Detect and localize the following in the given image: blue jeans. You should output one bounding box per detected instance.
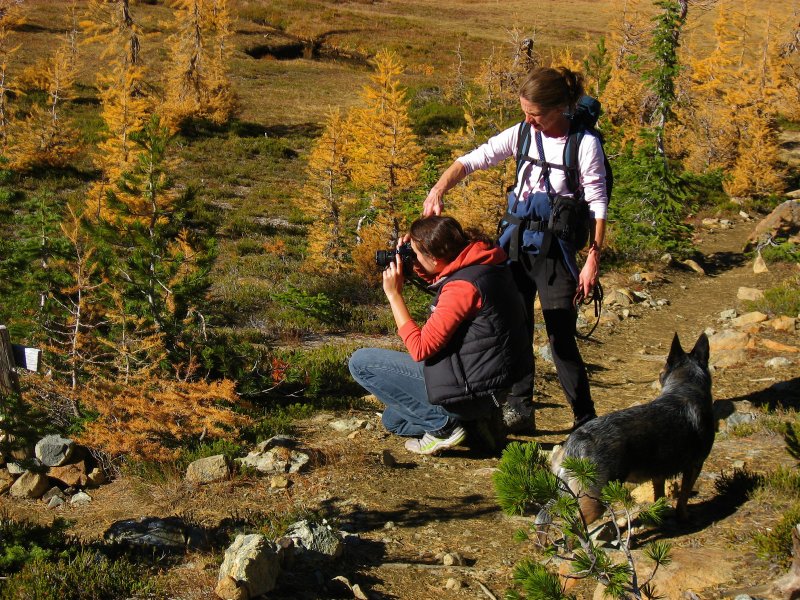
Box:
[348,348,458,436]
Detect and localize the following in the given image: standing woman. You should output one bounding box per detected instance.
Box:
[422,67,608,432]
[348,215,532,455]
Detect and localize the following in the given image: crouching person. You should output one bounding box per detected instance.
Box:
[348,215,533,455]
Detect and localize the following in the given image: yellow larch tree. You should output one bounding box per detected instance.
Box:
[77,378,250,462]
[600,0,651,142]
[303,107,355,272]
[672,0,745,173]
[346,49,424,265]
[11,28,80,170]
[722,10,787,198]
[81,0,151,219]
[45,204,107,391]
[161,0,238,130]
[0,0,23,153]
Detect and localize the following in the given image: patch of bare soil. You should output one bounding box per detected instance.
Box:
[1,216,798,600]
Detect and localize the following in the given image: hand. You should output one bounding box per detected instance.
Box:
[578,251,599,299]
[422,187,444,216]
[382,255,405,298]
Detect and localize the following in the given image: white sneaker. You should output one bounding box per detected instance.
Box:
[404,425,466,455]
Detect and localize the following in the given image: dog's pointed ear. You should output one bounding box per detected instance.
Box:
[666,332,684,367]
[690,332,710,367]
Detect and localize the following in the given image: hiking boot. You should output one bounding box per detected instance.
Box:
[462,406,505,452]
[502,396,536,434]
[404,425,466,455]
[572,413,597,432]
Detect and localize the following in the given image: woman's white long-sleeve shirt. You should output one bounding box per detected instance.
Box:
[456,124,608,221]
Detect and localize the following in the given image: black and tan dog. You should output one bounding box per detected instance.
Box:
[550,332,715,524]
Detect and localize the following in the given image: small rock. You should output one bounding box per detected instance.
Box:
[215,575,247,600]
[217,534,282,599]
[70,491,92,506]
[761,339,799,353]
[739,210,751,219]
[383,521,395,530]
[753,254,769,273]
[711,349,747,368]
[42,486,65,503]
[768,316,797,332]
[719,308,737,320]
[87,467,107,487]
[660,253,673,264]
[329,418,367,433]
[727,412,756,428]
[445,578,462,590]
[682,259,706,275]
[766,357,793,368]
[49,459,89,488]
[708,330,750,351]
[732,460,746,469]
[47,496,65,509]
[737,287,764,301]
[442,552,463,566]
[270,475,289,489]
[536,344,554,363]
[352,583,369,600]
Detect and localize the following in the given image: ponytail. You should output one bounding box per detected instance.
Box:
[519,66,585,111]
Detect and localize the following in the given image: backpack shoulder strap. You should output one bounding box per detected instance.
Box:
[513,121,532,191]
[562,127,584,196]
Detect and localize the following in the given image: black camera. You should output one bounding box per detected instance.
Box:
[375,242,416,276]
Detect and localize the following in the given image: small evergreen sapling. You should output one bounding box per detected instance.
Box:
[493,441,672,600]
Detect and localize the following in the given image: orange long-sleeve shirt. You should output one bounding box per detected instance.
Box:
[398,241,509,362]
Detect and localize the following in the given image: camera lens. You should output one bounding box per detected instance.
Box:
[375,249,396,268]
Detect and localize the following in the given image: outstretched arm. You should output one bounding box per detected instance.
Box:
[423,160,467,216]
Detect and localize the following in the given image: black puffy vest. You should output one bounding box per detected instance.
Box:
[424,264,532,406]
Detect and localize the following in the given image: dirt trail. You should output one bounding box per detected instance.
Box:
[291,217,800,600]
[1,217,798,599]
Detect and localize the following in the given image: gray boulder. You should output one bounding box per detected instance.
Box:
[216,534,283,600]
[9,471,49,499]
[185,454,230,483]
[104,516,199,550]
[35,435,75,467]
[283,519,343,559]
[237,448,309,475]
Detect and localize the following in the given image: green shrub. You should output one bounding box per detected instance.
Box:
[410,101,466,135]
[270,285,349,327]
[746,276,800,316]
[762,466,800,499]
[753,503,800,567]
[0,516,72,575]
[177,438,244,472]
[235,238,264,256]
[1,549,158,600]
[759,241,800,264]
[269,343,363,399]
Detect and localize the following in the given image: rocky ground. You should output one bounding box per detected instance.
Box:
[1,214,799,600]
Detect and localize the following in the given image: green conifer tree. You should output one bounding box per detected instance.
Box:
[90,116,216,379]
